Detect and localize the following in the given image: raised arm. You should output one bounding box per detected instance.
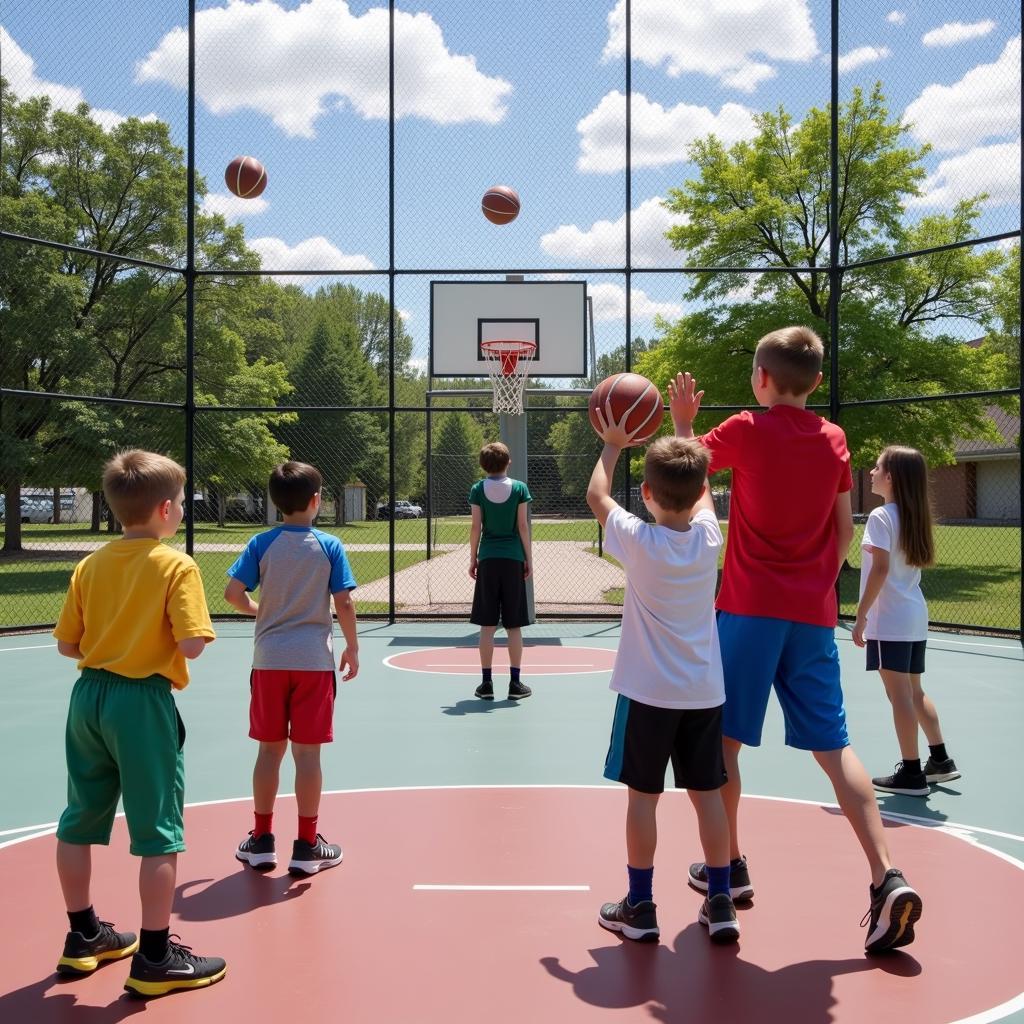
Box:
[586,443,621,528]
[691,479,715,519]
[668,371,704,440]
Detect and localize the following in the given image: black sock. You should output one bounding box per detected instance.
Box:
[903,758,922,773]
[482,668,492,684]
[929,743,948,762]
[510,666,521,683]
[140,928,170,963]
[68,906,100,937]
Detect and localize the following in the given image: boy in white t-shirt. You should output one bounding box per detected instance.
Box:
[586,407,737,945]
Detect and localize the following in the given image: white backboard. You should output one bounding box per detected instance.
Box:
[430,281,587,378]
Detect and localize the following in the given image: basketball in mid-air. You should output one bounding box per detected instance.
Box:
[225,155,267,199]
[481,185,520,224]
[588,373,665,446]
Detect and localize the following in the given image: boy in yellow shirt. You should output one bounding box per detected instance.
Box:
[52,450,226,997]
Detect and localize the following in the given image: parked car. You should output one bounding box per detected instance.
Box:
[0,497,54,523]
[376,499,423,520]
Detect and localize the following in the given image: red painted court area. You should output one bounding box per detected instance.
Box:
[384,644,617,675]
[1,787,1022,1023]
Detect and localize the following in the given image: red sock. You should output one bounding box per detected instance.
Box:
[254,812,273,838]
[298,815,318,845]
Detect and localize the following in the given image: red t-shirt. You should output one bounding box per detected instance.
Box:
[701,405,853,628]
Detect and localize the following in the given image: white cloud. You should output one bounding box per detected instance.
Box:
[540,196,685,265]
[905,36,1021,150]
[201,191,269,220]
[604,0,817,92]
[908,139,1021,209]
[922,20,996,48]
[0,27,152,129]
[837,46,891,74]
[249,236,376,281]
[589,282,684,324]
[136,0,511,138]
[886,11,907,26]
[397,308,413,323]
[577,91,756,174]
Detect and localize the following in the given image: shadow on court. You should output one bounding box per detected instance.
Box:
[441,698,523,716]
[541,925,921,1023]
[174,869,311,921]
[0,972,147,1022]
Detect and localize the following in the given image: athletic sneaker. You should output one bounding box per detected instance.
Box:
[597,896,660,942]
[474,680,494,700]
[923,756,961,784]
[508,679,532,700]
[235,830,277,870]
[288,834,343,876]
[872,762,929,797]
[124,937,226,997]
[862,868,922,953]
[698,892,740,944]
[688,856,754,901]
[56,921,138,976]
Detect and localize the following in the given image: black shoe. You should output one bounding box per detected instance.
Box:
[689,856,754,901]
[698,892,740,944]
[124,937,226,997]
[872,761,929,797]
[924,756,961,784]
[508,679,532,700]
[598,896,659,942]
[236,830,277,870]
[56,921,138,976]
[474,680,494,700]
[862,868,922,953]
[288,833,343,876]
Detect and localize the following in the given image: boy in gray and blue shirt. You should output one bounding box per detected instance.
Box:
[224,461,358,876]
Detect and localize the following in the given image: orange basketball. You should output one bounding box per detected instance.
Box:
[482,185,520,225]
[225,155,267,198]
[588,373,665,446]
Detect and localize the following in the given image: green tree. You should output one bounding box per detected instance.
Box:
[638,86,1010,467]
[432,412,483,515]
[986,243,1021,384]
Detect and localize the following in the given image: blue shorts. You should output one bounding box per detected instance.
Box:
[717,612,849,751]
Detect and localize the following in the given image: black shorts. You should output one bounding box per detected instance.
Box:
[470,558,530,628]
[603,696,727,794]
[866,639,927,674]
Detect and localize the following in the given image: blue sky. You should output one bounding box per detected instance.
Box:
[2,0,1020,372]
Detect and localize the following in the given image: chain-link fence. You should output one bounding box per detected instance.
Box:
[2,1,1020,634]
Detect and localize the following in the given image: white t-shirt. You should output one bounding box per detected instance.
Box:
[859,503,929,641]
[603,505,725,710]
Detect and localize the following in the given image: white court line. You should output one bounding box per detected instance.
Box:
[0,643,56,653]
[0,821,59,837]
[414,884,589,892]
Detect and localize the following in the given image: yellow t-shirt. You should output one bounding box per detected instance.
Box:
[53,539,215,689]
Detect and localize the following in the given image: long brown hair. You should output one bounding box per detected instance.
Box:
[880,446,935,567]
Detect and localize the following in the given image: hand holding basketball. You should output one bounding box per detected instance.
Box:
[588,372,665,448]
[667,372,703,433]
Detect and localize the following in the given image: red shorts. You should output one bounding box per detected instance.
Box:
[249,669,336,744]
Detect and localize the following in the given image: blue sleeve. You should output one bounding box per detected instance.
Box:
[227,532,277,590]
[314,531,357,592]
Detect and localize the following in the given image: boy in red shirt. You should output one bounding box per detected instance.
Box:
[671,327,923,953]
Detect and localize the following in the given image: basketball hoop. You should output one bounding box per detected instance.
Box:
[481,339,536,415]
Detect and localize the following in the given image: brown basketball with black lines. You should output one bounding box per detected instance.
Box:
[225,155,267,199]
[588,373,665,446]
[481,185,520,225]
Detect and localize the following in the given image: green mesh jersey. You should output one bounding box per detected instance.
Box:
[468,476,532,562]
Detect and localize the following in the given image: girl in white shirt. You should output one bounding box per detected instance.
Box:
[853,446,960,797]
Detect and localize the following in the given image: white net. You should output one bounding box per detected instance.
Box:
[481,341,535,415]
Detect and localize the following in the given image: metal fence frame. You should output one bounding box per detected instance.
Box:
[1,0,1021,635]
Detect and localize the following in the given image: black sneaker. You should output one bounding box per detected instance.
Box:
[124,937,226,997]
[288,834,343,876]
[688,856,754,901]
[698,892,740,944]
[508,679,532,700]
[597,896,659,942]
[236,830,277,870]
[474,680,494,700]
[862,868,923,953]
[56,921,138,976]
[923,756,961,784]
[872,762,929,797]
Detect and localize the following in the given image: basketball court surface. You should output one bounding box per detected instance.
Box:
[2,622,1022,1023]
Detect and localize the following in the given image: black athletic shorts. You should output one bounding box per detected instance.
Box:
[470,558,530,628]
[866,639,927,674]
[603,696,727,794]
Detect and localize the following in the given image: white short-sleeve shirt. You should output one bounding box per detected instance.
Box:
[603,505,725,710]
[859,503,928,642]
